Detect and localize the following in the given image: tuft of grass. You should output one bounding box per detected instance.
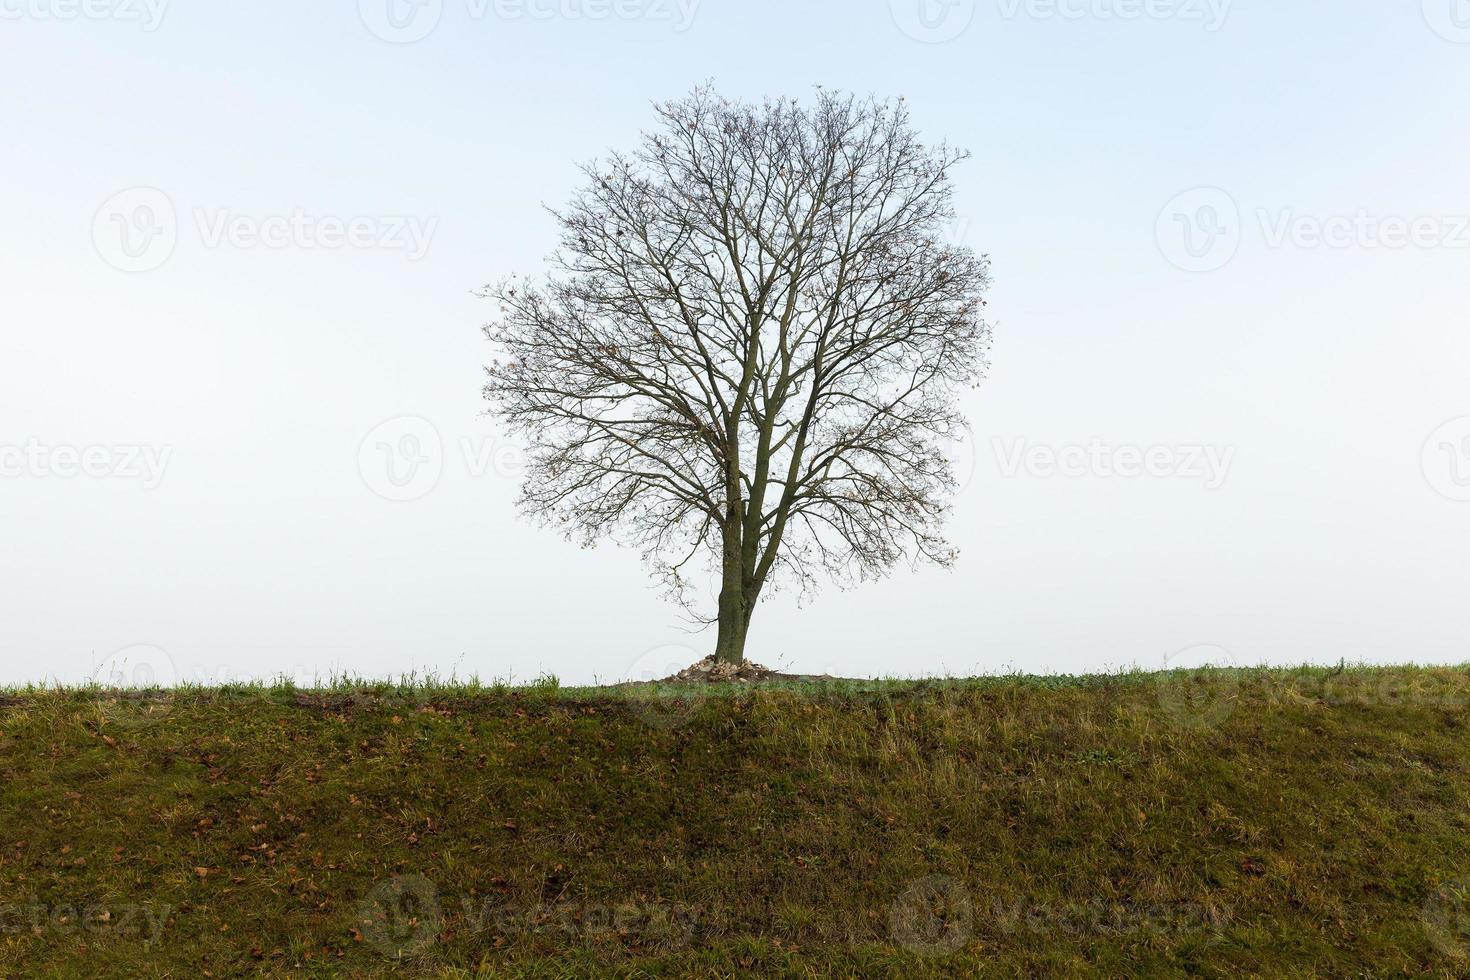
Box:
[1,664,1469,976]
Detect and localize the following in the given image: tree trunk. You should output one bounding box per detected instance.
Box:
[713,607,748,666]
[713,548,749,666]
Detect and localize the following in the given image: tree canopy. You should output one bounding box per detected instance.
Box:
[483,87,992,663]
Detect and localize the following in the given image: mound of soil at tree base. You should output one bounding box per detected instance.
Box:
[650,655,852,685]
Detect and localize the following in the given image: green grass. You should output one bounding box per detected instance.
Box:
[4,665,1470,976]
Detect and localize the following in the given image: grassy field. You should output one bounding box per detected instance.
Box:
[3,665,1470,977]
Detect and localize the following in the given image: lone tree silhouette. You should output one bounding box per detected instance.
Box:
[483,87,992,666]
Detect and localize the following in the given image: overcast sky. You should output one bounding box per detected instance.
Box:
[2,0,1466,687]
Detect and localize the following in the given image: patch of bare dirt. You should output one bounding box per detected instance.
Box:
[644,655,852,686]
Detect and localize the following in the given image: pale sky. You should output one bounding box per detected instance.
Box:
[2,0,1467,687]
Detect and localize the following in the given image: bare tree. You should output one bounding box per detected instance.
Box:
[483,86,992,666]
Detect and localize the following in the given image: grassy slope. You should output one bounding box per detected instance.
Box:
[2,667,1470,977]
